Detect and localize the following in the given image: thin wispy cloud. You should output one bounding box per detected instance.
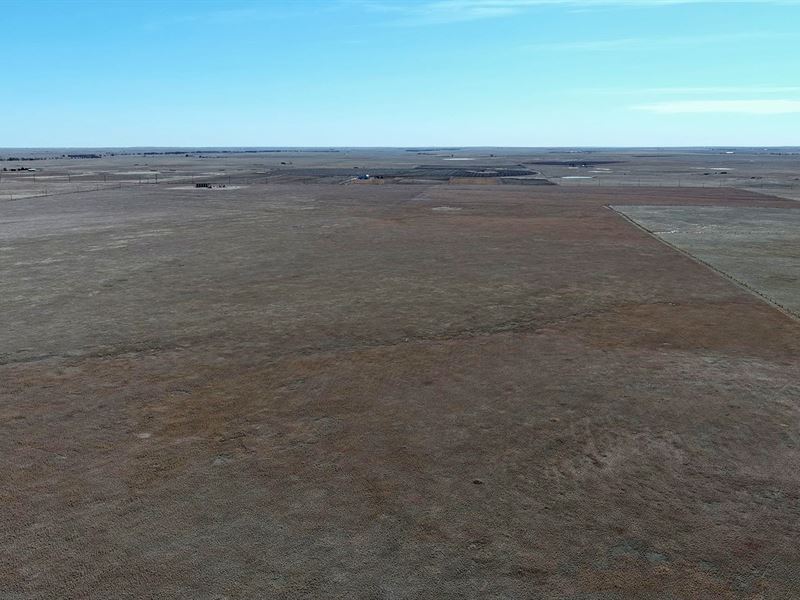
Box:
[362,0,800,25]
[635,85,800,95]
[633,99,800,113]
[571,85,800,97]
[524,30,779,51]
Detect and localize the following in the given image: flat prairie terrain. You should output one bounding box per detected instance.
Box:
[2,167,800,598]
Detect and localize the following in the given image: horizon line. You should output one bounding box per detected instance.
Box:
[3,145,800,150]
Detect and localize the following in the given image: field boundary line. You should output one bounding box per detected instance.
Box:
[606,204,799,323]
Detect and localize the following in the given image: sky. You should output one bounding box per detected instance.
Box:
[2,0,800,147]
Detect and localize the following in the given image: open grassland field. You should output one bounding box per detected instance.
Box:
[2,151,799,599]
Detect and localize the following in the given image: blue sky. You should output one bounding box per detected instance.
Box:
[2,0,799,147]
